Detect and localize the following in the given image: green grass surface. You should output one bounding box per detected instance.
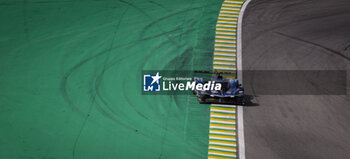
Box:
[0,0,222,158]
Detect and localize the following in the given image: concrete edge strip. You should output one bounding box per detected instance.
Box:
[236,0,251,159]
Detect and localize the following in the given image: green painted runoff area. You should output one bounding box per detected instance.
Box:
[0,0,222,158]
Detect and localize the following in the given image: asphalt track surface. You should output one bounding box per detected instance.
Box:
[242,0,350,159]
[0,1,223,159]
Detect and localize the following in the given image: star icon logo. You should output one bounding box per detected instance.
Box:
[150,72,162,85]
[143,72,162,92]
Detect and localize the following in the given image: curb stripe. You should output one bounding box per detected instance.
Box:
[210,130,237,136]
[208,0,247,158]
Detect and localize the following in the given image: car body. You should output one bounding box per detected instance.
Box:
[193,74,245,105]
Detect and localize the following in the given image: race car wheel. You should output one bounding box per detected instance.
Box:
[239,96,246,106]
[198,95,208,104]
[241,97,246,106]
[234,97,245,106]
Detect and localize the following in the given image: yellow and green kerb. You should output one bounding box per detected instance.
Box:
[208,0,246,159]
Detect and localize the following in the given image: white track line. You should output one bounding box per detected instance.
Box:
[212,104,236,107]
[211,109,235,113]
[213,62,236,66]
[210,130,237,136]
[209,141,236,147]
[209,136,236,141]
[215,39,236,43]
[237,0,252,159]
[208,152,236,158]
[209,126,236,130]
[213,67,236,70]
[209,146,237,152]
[211,120,236,124]
[210,114,236,119]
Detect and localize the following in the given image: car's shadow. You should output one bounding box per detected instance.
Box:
[241,95,259,107]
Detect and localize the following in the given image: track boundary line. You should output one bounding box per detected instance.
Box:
[236,0,251,159]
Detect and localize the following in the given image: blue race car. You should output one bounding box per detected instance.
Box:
[193,72,245,105]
